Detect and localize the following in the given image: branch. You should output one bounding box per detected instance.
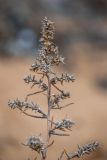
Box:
[60,141,99,160]
[8,99,47,118]
[52,84,63,93]
[50,131,70,136]
[51,73,75,85]
[49,119,74,136]
[25,90,46,101]
[19,108,47,119]
[24,74,48,90]
[44,140,54,149]
[58,150,65,160]
[50,92,70,109]
[52,102,74,110]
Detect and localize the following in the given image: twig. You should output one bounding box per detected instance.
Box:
[52,102,74,110]
[58,150,65,160]
[19,108,47,119]
[25,90,45,101]
[44,140,54,149]
[50,131,70,136]
[52,84,63,93]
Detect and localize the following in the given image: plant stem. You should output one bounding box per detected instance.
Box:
[47,74,51,142]
[42,74,51,160]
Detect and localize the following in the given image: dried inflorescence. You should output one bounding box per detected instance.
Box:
[30,17,65,75]
[55,119,75,130]
[25,135,45,153]
[76,141,99,157]
[50,92,70,108]
[8,99,47,118]
[8,17,99,160]
[49,119,75,136]
[24,74,48,90]
[49,119,75,137]
[51,73,75,85]
[64,141,99,160]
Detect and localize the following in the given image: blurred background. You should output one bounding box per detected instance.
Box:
[0,0,107,160]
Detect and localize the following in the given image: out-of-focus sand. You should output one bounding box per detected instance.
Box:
[0,55,107,160]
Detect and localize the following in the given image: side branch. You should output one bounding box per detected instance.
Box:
[58,141,99,160]
[25,90,46,101]
[8,99,47,118]
[52,102,74,110]
[50,131,70,136]
[52,84,63,93]
[19,108,47,119]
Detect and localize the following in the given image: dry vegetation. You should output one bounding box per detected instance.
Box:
[2,17,107,160]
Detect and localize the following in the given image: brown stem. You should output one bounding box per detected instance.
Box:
[52,84,63,93]
[42,74,51,160]
[25,90,45,101]
[52,102,74,110]
[47,74,51,142]
[65,152,78,160]
[19,108,47,119]
[50,132,70,136]
[44,140,54,149]
[58,149,78,160]
[58,150,65,160]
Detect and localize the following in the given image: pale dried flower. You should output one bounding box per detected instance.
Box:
[24,75,48,90]
[76,141,99,157]
[55,119,75,130]
[66,141,99,160]
[25,135,44,153]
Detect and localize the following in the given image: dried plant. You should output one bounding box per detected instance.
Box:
[8,17,99,160]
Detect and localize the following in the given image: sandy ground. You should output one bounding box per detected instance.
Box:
[0,55,107,160]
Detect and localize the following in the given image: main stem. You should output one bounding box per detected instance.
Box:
[47,74,51,142]
[42,74,51,160]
